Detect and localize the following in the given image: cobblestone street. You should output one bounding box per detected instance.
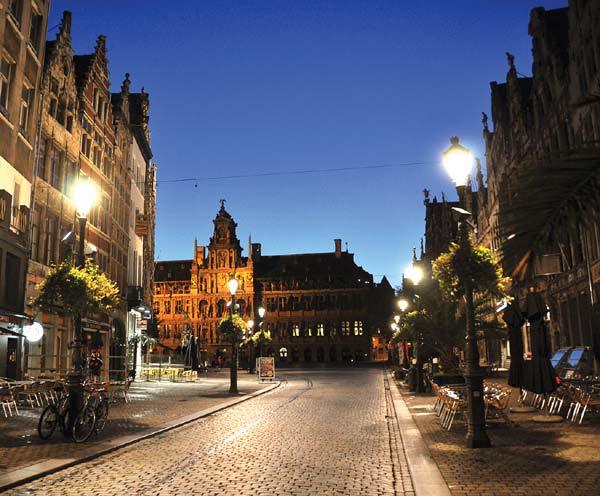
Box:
[4,368,413,496]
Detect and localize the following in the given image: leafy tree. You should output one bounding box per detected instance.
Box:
[218,314,249,394]
[393,281,464,373]
[499,152,600,279]
[432,238,508,302]
[31,258,119,316]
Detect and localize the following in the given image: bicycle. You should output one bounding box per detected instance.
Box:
[38,386,70,440]
[72,384,109,443]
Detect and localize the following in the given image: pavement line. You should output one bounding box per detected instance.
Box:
[0,381,280,492]
[386,372,452,496]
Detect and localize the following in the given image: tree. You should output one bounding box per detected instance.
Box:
[31,258,119,317]
[217,314,249,394]
[393,281,464,374]
[499,152,600,279]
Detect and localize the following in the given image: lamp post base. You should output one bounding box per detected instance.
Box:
[466,433,492,449]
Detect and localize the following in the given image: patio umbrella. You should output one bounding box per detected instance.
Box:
[522,292,557,395]
[502,301,525,388]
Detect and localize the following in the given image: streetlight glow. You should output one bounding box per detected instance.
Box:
[393,315,400,324]
[228,276,238,296]
[405,263,423,285]
[397,298,409,312]
[73,179,97,217]
[258,306,266,318]
[443,136,473,186]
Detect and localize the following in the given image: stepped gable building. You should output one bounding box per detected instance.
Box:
[154,203,393,365]
[0,0,49,379]
[480,1,600,355]
[15,10,157,381]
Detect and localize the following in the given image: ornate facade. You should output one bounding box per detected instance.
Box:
[0,0,49,379]
[154,204,393,365]
[480,1,600,357]
[17,11,156,381]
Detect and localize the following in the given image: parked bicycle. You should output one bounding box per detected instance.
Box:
[37,386,70,440]
[72,384,110,443]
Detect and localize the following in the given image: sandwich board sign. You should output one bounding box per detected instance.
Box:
[257,356,275,381]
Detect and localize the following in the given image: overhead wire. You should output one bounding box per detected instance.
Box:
[155,160,435,186]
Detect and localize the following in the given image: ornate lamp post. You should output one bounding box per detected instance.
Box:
[443,136,491,449]
[67,179,97,431]
[257,306,266,358]
[228,275,239,393]
[246,319,254,372]
[406,254,426,393]
[396,298,409,365]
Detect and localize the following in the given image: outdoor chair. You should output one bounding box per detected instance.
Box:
[17,381,43,408]
[0,386,19,417]
[483,382,512,426]
[110,379,133,403]
[437,384,467,431]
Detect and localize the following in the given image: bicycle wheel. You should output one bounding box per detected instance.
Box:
[58,396,71,436]
[38,405,59,440]
[72,406,96,443]
[94,399,109,434]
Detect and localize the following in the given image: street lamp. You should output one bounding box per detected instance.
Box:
[66,179,97,434]
[257,306,266,358]
[405,248,423,286]
[405,257,426,393]
[398,298,409,312]
[228,275,239,393]
[443,136,491,449]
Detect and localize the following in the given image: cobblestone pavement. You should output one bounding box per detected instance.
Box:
[0,369,266,475]
[5,368,413,496]
[396,376,600,496]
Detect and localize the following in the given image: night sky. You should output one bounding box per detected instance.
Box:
[48,0,567,288]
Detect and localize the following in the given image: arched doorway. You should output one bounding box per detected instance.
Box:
[316,347,325,362]
[342,347,352,362]
[291,347,300,363]
[329,346,337,362]
[304,347,313,362]
[279,347,288,363]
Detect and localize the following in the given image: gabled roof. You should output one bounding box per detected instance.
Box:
[73,54,93,93]
[255,252,373,287]
[155,260,192,282]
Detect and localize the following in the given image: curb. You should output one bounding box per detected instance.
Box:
[386,373,452,496]
[0,381,280,492]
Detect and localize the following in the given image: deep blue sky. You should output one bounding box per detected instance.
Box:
[49,0,567,288]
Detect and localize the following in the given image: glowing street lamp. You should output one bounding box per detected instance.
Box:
[397,298,409,312]
[443,136,473,186]
[442,136,490,449]
[66,179,97,434]
[257,306,266,358]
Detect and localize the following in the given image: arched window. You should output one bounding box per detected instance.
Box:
[216,299,226,317]
[199,300,208,317]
